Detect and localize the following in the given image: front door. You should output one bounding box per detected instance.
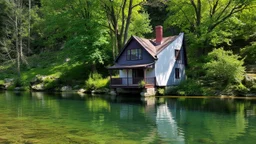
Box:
[132,69,144,84]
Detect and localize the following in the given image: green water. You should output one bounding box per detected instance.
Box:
[0,92,256,144]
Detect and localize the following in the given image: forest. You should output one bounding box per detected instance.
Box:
[0,0,256,96]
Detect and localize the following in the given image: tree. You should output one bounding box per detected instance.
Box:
[204,48,245,87]
[40,0,110,71]
[165,0,256,57]
[0,0,39,76]
[101,0,152,58]
[241,42,256,64]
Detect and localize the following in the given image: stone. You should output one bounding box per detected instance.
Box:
[140,88,156,97]
[110,90,117,96]
[92,88,110,94]
[4,78,14,84]
[61,86,72,92]
[78,88,86,93]
[77,92,86,97]
[31,84,45,91]
[243,74,256,87]
[14,87,24,91]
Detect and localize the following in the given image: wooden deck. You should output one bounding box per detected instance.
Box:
[110,77,156,88]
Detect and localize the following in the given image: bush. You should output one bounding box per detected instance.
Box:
[233,83,249,95]
[175,79,206,96]
[0,80,4,85]
[44,78,58,90]
[204,48,245,87]
[14,78,24,87]
[138,80,146,88]
[157,88,165,95]
[85,73,109,90]
[251,84,256,92]
[165,79,206,96]
[241,43,256,64]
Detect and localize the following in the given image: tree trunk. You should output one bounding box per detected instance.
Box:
[15,13,20,77]
[123,0,133,45]
[28,0,31,55]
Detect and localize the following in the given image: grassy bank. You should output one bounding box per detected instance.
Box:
[0,47,109,91]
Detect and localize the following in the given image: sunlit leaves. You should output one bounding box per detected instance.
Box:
[205,48,245,86]
[40,0,109,65]
[241,42,256,64]
[165,0,256,56]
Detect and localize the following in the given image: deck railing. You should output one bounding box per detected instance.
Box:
[110,77,156,88]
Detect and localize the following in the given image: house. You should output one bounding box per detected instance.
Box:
[108,26,187,96]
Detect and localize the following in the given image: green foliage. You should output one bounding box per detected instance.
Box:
[157,88,165,96]
[232,83,249,95]
[43,77,58,90]
[40,0,110,65]
[173,79,206,96]
[251,84,256,92]
[13,78,23,87]
[129,12,152,37]
[0,80,4,85]
[204,48,245,87]
[85,73,109,90]
[138,80,146,88]
[165,0,256,58]
[241,43,256,64]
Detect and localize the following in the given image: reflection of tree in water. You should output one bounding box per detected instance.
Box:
[165,98,256,144]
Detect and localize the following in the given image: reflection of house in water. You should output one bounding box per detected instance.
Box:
[120,105,134,120]
[142,98,185,143]
[156,104,185,144]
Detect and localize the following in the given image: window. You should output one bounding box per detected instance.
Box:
[127,48,142,60]
[175,68,180,79]
[175,49,181,60]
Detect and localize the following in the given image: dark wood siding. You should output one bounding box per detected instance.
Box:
[117,40,155,65]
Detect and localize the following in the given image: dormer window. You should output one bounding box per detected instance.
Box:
[175,49,180,60]
[127,48,142,60]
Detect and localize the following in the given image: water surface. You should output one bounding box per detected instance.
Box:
[0,92,256,144]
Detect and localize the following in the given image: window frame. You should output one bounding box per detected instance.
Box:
[175,49,181,60]
[126,48,142,61]
[175,68,180,79]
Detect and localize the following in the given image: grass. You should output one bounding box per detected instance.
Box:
[0,80,4,85]
[0,47,96,89]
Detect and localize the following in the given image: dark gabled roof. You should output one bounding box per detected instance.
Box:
[115,33,181,62]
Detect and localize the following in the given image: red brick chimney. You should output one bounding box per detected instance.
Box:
[155,25,163,44]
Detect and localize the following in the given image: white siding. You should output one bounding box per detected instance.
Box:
[155,33,185,86]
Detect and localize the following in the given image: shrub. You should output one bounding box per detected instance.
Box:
[233,83,249,95]
[44,80,58,90]
[157,88,165,95]
[138,80,146,88]
[14,78,24,87]
[251,84,256,92]
[0,80,4,85]
[241,43,256,64]
[85,73,109,90]
[204,48,245,87]
[175,79,206,96]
